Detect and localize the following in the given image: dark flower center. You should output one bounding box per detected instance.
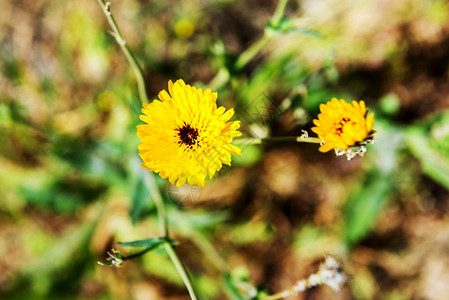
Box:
[176,123,199,146]
[335,117,352,135]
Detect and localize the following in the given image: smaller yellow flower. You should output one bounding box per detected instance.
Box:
[311,98,376,154]
[174,18,195,39]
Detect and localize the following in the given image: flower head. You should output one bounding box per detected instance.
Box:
[311,98,376,158]
[137,79,242,187]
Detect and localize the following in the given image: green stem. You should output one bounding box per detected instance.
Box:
[143,154,201,300]
[259,292,288,300]
[208,0,290,88]
[97,2,199,298]
[208,68,230,91]
[144,168,200,300]
[188,230,229,273]
[234,0,290,72]
[164,243,199,300]
[235,136,322,145]
[144,172,168,238]
[270,0,289,27]
[96,0,148,104]
[234,34,272,72]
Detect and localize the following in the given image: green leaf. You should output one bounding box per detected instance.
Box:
[169,208,228,232]
[117,237,169,248]
[20,213,100,296]
[344,170,392,246]
[222,274,251,300]
[20,174,107,214]
[343,120,401,246]
[266,17,323,38]
[129,174,151,223]
[294,28,324,39]
[405,127,449,189]
[128,156,153,224]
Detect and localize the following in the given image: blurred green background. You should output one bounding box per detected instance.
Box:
[1,0,449,299]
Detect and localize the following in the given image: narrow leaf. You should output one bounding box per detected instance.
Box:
[406,127,449,190]
[117,237,168,248]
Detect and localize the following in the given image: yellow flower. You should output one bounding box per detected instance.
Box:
[311,98,376,153]
[137,79,242,187]
[174,18,195,39]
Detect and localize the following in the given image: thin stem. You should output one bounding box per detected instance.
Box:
[143,166,200,300]
[208,0,290,87]
[235,136,322,145]
[164,243,199,300]
[97,2,200,298]
[96,0,148,104]
[259,292,289,300]
[188,230,229,273]
[234,0,290,72]
[208,68,230,91]
[144,172,168,237]
[144,173,200,300]
[234,34,271,72]
[259,293,282,300]
[270,0,290,27]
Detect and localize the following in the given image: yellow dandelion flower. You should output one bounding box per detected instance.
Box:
[137,79,242,188]
[311,98,376,155]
